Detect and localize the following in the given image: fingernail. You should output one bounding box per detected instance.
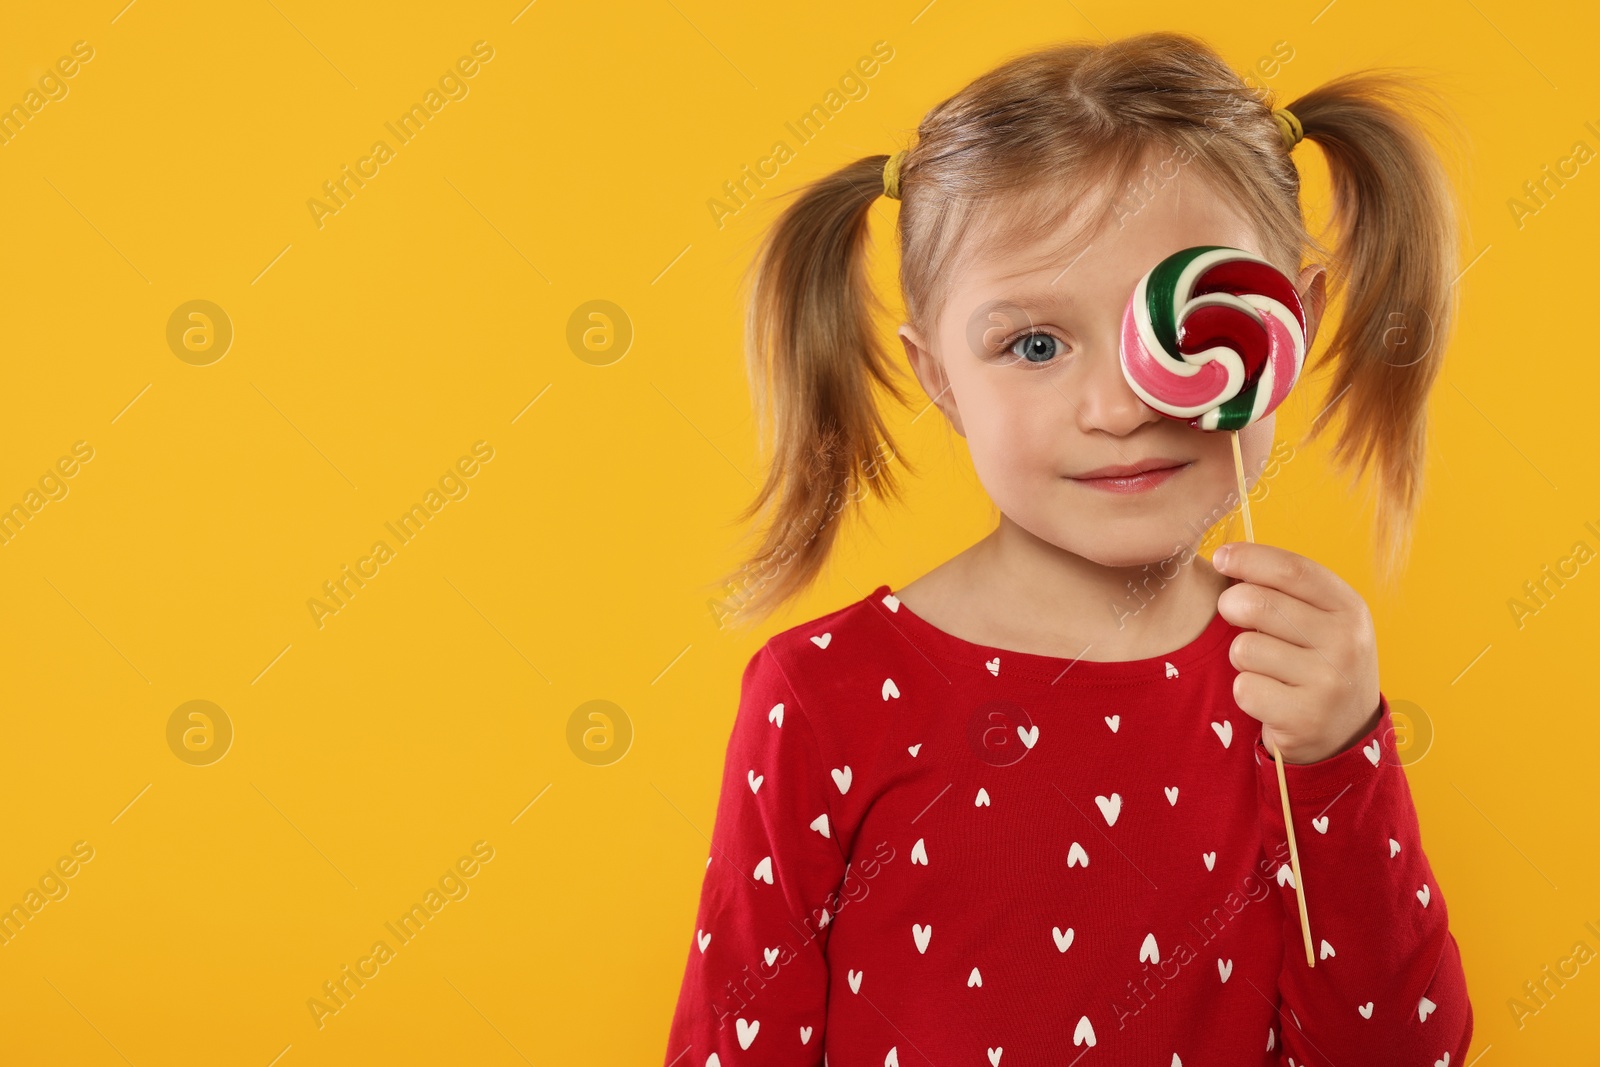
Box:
[1215,545,1231,570]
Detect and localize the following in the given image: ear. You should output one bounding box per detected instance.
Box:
[1297,264,1328,351]
[897,324,966,438]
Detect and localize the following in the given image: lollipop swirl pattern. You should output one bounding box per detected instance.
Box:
[1120,245,1308,432]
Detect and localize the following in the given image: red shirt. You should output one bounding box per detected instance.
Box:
[665,584,1473,1066]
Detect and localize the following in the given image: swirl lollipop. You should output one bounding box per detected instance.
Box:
[1120,244,1307,431]
[1120,244,1319,968]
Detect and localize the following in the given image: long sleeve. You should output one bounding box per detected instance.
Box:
[663,644,848,1067]
[1256,692,1474,1066]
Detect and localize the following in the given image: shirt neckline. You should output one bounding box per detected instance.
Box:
[866,582,1240,686]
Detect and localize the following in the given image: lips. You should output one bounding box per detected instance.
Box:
[1067,458,1189,495]
[1072,458,1187,480]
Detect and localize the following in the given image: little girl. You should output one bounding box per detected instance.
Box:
[666,31,1472,1066]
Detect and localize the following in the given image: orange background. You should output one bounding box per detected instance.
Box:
[0,0,1595,1063]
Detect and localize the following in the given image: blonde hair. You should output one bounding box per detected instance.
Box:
[715,30,1462,626]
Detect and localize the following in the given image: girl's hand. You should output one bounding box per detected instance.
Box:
[1211,541,1383,765]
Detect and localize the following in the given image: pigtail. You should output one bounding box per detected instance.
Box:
[714,156,916,627]
[1282,72,1463,584]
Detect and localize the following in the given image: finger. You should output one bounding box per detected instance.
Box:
[1231,668,1307,730]
[1216,580,1331,651]
[1228,630,1323,690]
[1214,541,1351,613]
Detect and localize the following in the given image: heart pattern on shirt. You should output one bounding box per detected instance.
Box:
[683,589,1458,1063]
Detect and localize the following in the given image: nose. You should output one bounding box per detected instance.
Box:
[1072,333,1165,437]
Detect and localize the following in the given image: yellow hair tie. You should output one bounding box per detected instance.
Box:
[882,148,908,200]
[1272,106,1304,151]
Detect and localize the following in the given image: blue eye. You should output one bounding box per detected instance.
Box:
[1006,332,1062,364]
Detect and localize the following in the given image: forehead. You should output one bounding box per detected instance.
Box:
[947,145,1266,319]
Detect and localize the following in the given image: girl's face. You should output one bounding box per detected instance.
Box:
[898,150,1325,570]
